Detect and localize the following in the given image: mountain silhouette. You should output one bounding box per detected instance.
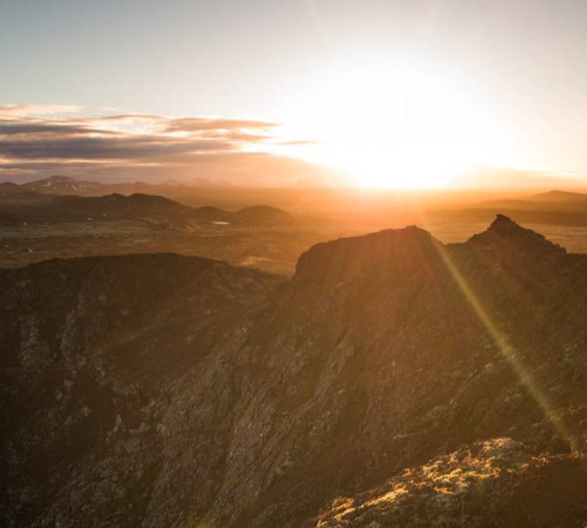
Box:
[0,191,290,225]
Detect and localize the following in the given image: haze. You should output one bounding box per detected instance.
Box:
[1,0,587,188]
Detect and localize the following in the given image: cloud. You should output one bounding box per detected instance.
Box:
[0,121,113,136]
[0,135,235,160]
[164,117,278,133]
[0,109,338,186]
[0,104,83,118]
[277,139,324,146]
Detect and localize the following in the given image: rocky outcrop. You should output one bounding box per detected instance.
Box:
[466,213,567,255]
[313,438,587,528]
[1,218,586,527]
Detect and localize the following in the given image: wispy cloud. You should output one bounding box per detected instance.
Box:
[0,107,337,186]
[164,117,277,133]
[0,104,83,118]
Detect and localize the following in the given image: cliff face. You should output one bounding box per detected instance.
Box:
[0,254,283,527]
[1,218,586,528]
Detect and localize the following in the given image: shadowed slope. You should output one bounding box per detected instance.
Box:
[1,218,586,528]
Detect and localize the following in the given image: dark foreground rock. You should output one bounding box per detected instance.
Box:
[1,217,586,527]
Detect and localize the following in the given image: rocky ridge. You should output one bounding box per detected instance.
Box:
[1,216,586,527]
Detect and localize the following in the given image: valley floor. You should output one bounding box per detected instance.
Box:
[4,217,587,275]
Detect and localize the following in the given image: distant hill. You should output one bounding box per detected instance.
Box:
[0,182,21,194]
[0,192,196,221]
[440,189,587,221]
[0,190,50,203]
[188,205,228,220]
[0,190,290,225]
[429,207,587,227]
[232,205,291,224]
[529,189,587,203]
[52,193,199,219]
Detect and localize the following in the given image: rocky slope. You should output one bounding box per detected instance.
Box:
[1,216,586,527]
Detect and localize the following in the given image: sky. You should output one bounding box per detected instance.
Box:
[1,0,586,188]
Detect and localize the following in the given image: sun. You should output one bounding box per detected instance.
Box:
[330,143,458,190]
[280,55,488,189]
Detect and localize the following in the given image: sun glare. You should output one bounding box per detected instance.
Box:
[281,56,490,189]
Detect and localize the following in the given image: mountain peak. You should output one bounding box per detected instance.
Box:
[295,226,441,285]
[489,213,523,232]
[467,214,566,255]
[46,175,77,182]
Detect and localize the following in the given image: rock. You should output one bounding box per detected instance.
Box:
[1,223,586,528]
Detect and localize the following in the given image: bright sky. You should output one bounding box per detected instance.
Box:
[1,0,586,188]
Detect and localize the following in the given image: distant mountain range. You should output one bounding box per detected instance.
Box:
[429,189,587,226]
[0,188,292,225]
[0,175,235,197]
[530,189,587,203]
[471,189,587,211]
[6,176,587,230]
